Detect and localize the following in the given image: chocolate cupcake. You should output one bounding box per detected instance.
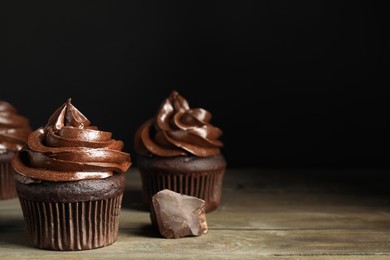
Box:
[0,100,32,200]
[12,98,131,250]
[134,90,226,213]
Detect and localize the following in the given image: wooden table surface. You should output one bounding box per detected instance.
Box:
[1,168,390,259]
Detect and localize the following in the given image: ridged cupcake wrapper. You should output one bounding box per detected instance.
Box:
[141,170,224,213]
[19,194,123,251]
[0,161,17,200]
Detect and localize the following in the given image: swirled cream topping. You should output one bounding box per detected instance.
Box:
[134,91,223,157]
[12,98,131,182]
[0,100,32,153]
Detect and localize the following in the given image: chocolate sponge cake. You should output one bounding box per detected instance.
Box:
[137,154,226,213]
[15,170,125,203]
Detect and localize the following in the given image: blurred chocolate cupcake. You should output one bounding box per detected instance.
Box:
[12,98,131,250]
[134,91,226,213]
[0,100,32,200]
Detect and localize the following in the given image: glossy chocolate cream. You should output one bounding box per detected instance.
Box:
[12,99,131,183]
[0,100,32,153]
[134,90,224,157]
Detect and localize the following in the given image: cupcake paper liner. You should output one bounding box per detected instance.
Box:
[140,170,224,213]
[18,194,123,250]
[0,161,17,200]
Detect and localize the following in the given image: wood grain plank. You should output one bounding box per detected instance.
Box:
[1,229,390,259]
[1,168,390,259]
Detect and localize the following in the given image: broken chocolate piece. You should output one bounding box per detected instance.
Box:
[150,189,208,239]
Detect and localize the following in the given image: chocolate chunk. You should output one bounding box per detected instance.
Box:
[150,189,208,239]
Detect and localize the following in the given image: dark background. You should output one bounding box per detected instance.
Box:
[1,1,389,168]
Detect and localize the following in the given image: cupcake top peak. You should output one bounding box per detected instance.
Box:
[46,98,91,130]
[163,90,189,112]
[0,100,17,113]
[134,90,223,157]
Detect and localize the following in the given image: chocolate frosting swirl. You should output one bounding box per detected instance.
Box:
[12,99,131,182]
[134,91,223,157]
[0,100,32,153]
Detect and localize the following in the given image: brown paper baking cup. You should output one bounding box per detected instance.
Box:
[18,194,123,250]
[140,170,224,213]
[0,161,17,200]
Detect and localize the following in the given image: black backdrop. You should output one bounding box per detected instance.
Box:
[1,1,389,168]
